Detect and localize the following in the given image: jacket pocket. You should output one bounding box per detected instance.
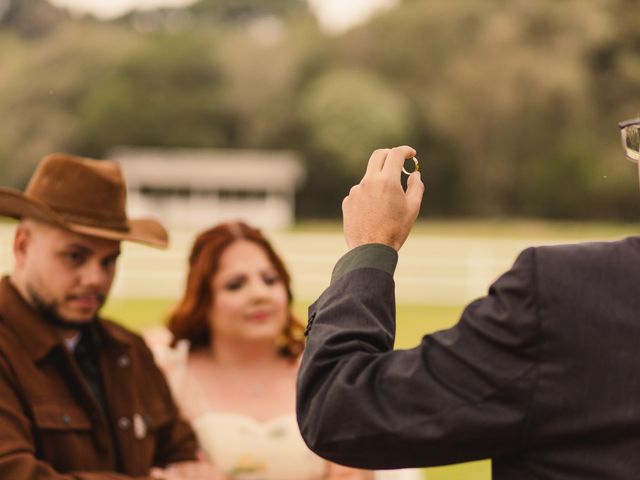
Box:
[31,402,96,471]
[31,402,92,431]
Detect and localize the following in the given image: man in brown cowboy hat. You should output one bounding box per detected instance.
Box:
[0,153,222,479]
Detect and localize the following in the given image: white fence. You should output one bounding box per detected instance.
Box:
[0,223,618,305]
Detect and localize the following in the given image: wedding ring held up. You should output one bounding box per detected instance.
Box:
[402,156,419,176]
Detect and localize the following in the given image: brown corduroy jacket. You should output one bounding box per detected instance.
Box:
[0,277,198,479]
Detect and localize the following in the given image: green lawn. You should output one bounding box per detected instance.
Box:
[103,298,490,479]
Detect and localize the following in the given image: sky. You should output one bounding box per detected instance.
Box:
[48,0,399,34]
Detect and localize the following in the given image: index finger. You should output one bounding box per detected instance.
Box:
[364,148,391,178]
[381,145,417,178]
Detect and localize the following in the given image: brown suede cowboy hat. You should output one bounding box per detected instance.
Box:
[0,153,168,248]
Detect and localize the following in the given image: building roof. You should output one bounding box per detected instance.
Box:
[110,147,306,191]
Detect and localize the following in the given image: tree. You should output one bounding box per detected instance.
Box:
[70,32,225,155]
[300,69,411,178]
[0,22,136,185]
[335,0,624,217]
[0,0,67,37]
[188,0,308,23]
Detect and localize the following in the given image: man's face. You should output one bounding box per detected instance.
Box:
[13,221,121,325]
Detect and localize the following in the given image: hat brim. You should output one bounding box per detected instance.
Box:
[0,187,168,248]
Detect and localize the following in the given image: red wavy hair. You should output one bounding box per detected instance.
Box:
[167,221,305,358]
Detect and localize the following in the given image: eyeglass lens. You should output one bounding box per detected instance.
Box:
[623,125,640,162]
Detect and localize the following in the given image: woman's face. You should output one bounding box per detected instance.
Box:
[209,240,289,344]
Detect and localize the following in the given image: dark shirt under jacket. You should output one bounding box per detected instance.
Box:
[297,238,640,479]
[0,276,197,479]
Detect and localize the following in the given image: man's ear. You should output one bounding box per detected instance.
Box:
[13,224,32,268]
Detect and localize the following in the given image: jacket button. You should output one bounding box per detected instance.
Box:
[117,355,131,368]
[118,417,131,430]
[62,414,71,425]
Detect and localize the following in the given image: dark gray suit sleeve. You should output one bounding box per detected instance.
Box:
[296,247,540,469]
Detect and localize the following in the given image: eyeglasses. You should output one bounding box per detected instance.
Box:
[619,117,640,163]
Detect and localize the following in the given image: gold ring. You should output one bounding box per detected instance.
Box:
[402,156,419,176]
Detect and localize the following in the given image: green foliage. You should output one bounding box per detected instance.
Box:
[188,0,308,22]
[0,0,639,219]
[71,32,225,155]
[0,22,137,183]
[300,68,410,177]
[0,0,67,37]
[213,20,319,148]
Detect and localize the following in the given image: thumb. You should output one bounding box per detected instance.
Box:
[405,171,425,215]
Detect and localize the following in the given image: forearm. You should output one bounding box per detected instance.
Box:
[297,267,400,468]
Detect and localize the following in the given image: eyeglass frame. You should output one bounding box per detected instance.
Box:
[618,117,640,163]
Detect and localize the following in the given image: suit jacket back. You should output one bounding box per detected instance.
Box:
[297,237,640,479]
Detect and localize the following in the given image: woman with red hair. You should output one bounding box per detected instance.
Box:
[149,221,372,480]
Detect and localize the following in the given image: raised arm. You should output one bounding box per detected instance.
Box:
[296,146,539,469]
[297,247,540,469]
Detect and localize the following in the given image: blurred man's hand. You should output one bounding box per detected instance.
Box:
[342,146,424,251]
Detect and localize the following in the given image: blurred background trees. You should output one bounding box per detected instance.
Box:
[1,0,639,220]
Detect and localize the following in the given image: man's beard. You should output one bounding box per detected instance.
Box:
[27,284,101,328]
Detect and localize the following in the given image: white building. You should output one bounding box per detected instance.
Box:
[110,147,306,230]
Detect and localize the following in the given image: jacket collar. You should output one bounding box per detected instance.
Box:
[0,276,132,362]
